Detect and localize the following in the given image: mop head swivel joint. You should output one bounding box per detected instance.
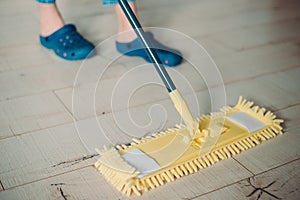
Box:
[94,97,283,196]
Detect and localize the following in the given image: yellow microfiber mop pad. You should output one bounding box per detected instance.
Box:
[95,96,283,196]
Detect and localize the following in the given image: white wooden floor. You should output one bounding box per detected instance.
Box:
[1,0,300,199]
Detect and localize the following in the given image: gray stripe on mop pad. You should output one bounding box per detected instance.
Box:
[122,148,161,178]
[226,112,266,132]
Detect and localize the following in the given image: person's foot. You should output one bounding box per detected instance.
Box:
[38,3,95,60]
[114,3,181,66]
[116,32,182,67]
[40,24,95,60]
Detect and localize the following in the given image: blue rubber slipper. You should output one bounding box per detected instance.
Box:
[40,24,95,60]
[116,32,182,67]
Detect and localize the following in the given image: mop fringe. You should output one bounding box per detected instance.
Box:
[94,97,283,196]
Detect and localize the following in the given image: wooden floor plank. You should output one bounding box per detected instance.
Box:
[233,120,300,175]
[0,62,78,101]
[215,43,300,84]
[0,123,93,189]
[224,67,300,110]
[0,122,13,140]
[194,158,300,200]
[0,14,38,48]
[0,1,36,17]
[0,53,117,101]
[211,18,300,51]
[154,0,300,38]
[0,161,252,200]
[193,37,236,59]
[276,104,300,129]
[0,92,73,139]
[0,167,124,200]
[0,44,54,73]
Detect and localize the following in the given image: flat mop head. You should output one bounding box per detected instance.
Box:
[94,97,283,196]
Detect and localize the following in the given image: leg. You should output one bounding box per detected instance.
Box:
[114,2,138,42]
[37,2,64,36]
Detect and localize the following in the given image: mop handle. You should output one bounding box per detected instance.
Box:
[118,0,176,92]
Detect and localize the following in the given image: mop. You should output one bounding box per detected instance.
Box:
[94,0,283,196]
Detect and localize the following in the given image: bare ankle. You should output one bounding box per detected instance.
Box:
[115,2,138,42]
[38,3,65,36]
[117,31,137,43]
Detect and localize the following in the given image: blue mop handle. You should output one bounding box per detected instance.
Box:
[118,0,176,92]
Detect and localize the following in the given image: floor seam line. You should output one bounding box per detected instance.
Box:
[52,90,75,120]
[0,121,75,141]
[0,86,73,103]
[255,157,300,176]
[190,174,255,199]
[0,180,5,191]
[2,165,92,192]
[233,158,255,176]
